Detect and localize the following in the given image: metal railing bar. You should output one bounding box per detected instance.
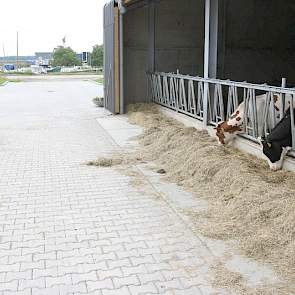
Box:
[148,71,295,95]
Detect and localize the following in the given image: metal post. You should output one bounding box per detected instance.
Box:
[204,0,211,80]
[119,12,124,114]
[203,0,219,127]
[280,77,286,119]
[16,31,19,72]
[209,0,219,78]
[148,1,156,103]
[117,0,126,114]
[290,96,295,149]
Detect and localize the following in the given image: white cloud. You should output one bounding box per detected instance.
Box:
[0,0,110,56]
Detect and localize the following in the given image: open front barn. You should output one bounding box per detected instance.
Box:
[103,0,295,171]
[101,1,295,291]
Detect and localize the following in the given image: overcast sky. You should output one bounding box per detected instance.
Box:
[0,0,110,56]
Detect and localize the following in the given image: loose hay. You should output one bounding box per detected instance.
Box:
[212,262,295,295]
[87,156,123,167]
[87,154,143,167]
[93,97,104,107]
[126,103,295,292]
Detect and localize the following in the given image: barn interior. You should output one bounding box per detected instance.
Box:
[219,0,295,86]
[123,0,205,106]
[121,0,295,108]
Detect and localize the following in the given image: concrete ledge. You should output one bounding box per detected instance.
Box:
[158,105,295,173]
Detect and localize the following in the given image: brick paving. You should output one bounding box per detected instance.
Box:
[0,81,226,295]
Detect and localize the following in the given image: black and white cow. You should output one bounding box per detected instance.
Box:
[260,109,293,170]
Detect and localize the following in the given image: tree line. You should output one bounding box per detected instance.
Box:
[51,45,103,67]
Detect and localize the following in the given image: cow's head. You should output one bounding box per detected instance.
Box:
[259,136,291,170]
[214,121,242,145]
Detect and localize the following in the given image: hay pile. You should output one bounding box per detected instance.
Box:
[126,103,295,292]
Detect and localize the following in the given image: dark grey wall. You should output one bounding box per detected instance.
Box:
[123,5,149,106]
[219,0,295,86]
[155,0,204,75]
[123,0,295,108]
[123,0,205,106]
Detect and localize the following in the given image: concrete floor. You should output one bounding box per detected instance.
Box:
[0,79,279,294]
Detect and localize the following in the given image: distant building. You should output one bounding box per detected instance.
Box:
[0,56,35,66]
[76,52,91,65]
[35,52,53,67]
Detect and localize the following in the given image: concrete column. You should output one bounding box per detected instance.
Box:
[203,0,219,126]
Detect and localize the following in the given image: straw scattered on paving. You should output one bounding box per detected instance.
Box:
[126,103,295,293]
[89,103,295,293]
[212,262,294,295]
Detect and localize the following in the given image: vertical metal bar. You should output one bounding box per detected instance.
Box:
[157,75,163,103]
[175,77,179,112]
[209,0,219,79]
[188,80,196,115]
[163,76,169,106]
[169,77,176,110]
[280,78,286,119]
[227,86,233,119]
[270,92,276,129]
[252,89,258,137]
[203,0,219,126]
[290,95,295,149]
[197,82,204,118]
[262,93,270,137]
[179,79,187,111]
[243,88,249,134]
[119,11,125,114]
[203,0,211,126]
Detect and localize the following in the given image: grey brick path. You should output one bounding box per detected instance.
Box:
[0,81,225,295]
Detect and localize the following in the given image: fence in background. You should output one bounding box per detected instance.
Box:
[148,71,295,149]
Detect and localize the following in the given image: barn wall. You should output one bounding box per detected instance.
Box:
[155,0,204,75]
[123,5,149,105]
[219,0,295,86]
[123,0,205,107]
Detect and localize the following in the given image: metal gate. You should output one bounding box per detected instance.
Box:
[148,71,295,150]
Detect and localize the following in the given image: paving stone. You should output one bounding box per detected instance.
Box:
[0,81,227,295]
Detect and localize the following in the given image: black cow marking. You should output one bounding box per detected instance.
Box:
[261,110,293,167]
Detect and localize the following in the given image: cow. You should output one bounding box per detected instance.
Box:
[259,110,293,170]
[214,93,290,145]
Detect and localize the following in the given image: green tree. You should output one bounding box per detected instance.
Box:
[91,45,103,67]
[51,46,81,67]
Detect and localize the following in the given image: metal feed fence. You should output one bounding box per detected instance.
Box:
[148,71,295,150]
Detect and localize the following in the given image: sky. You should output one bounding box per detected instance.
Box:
[0,0,110,57]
